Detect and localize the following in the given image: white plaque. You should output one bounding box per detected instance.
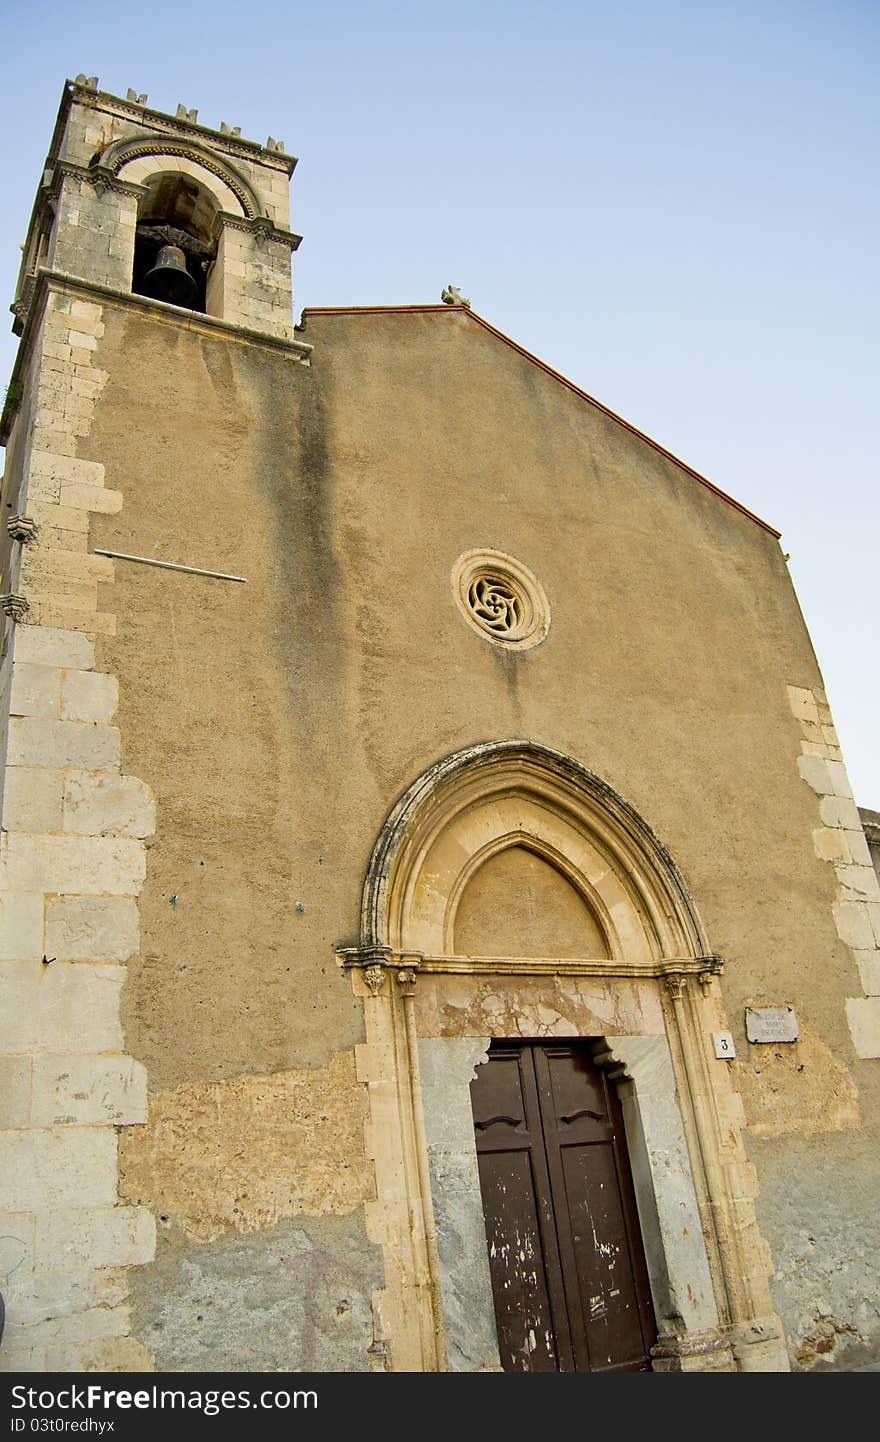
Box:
[745,1006,798,1044]
[713,1031,736,1059]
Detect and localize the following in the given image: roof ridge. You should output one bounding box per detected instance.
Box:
[300,304,781,539]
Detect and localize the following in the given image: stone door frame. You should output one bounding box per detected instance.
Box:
[339,740,789,1372]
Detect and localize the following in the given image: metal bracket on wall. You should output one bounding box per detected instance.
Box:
[93,549,247,583]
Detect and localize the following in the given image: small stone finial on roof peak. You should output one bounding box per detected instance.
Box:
[220,121,241,137]
[265,136,285,153]
[176,103,199,123]
[74,74,98,90]
[126,88,148,105]
[441,284,471,309]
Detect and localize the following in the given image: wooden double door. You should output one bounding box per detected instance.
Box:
[470,1040,657,1372]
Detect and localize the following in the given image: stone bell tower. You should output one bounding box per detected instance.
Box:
[0,77,311,1372]
[8,75,301,343]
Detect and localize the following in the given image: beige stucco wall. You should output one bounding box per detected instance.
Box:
[4,292,878,1370]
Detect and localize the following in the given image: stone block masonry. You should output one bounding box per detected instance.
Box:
[0,282,155,1372]
[0,80,317,1372]
[49,179,139,296]
[787,685,880,1057]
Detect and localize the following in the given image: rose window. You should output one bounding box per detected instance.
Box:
[451,550,550,651]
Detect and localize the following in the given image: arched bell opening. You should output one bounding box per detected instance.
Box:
[131,172,219,314]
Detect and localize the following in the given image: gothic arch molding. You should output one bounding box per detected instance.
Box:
[342,739,788,1372]
[361,738,709,963]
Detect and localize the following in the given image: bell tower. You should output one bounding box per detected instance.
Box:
[9,75,301,343]
[0,78,311,1372]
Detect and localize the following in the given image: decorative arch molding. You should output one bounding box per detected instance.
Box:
[91,136,263,219]
[361,739,709,965]
[339,739,790,1373]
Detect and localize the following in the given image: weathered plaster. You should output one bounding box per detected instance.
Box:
[736,1007,860,1138]
[414,973,664,1041]
[417,1036,501,1372]
[759,1140,880,1370]
[127,1216,382,1373]
[453,844,608,958]
[119,1053,373,1243]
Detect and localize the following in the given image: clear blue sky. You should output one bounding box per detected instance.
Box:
[2,1,877,802]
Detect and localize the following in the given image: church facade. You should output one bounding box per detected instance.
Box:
[0,78,878,1374]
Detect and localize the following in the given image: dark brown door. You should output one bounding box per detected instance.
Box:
[471,1040,656,1372]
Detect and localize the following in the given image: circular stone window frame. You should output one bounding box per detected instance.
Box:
[451,548,551,651]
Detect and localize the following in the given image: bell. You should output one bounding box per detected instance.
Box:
[141,245,198,308]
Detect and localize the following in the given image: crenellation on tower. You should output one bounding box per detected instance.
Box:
[10,78,302,351]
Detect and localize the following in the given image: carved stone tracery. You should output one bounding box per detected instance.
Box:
[451,550,550,651]
[467,575,523,635]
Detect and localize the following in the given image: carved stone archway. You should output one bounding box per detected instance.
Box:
[339,741,789,1372]
[92,136,263,218]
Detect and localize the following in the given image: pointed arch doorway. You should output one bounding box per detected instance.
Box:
[338,741,788,1373]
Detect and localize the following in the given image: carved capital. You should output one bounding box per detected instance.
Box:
[59,160,146,203]
[87,163,113,198]
[396,968,418,994]
[665,974,686,1003]
[696,953,723,994]
[10,279,35,337]
[213,210,302,253]
[363,965,387,996]
[7,515,38,544]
